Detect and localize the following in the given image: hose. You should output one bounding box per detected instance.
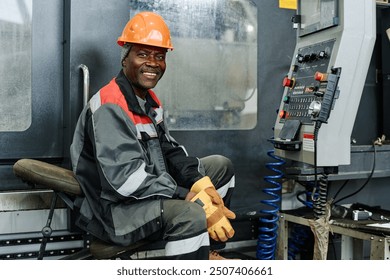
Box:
[289,185,315,259]
[288,224,311,260]
[257,150,285,260]
[313,174,329,218]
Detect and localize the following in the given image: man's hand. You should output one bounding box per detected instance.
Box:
[190,189,235,242]
[191,176,236,220]
[185,191,196,201]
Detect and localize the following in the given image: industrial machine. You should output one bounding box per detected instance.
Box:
[273,0,376,167]
[0,0,389,261]
[262,0,390,260]
[0,0,270,260]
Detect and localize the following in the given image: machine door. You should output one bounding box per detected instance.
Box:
[0,0,63,190]
[0,0,130,190]
[63,0,130,158]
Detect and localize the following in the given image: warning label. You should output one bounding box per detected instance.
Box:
[302,133,314,152]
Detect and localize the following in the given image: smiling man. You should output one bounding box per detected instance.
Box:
[121,44,167,98]
[70,12,237,260]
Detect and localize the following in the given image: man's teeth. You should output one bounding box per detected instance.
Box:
[144,72,157,77]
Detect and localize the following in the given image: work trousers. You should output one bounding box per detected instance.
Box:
[152,154,235,259]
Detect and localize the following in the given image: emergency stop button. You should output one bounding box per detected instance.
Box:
[314,71,328,82]
[283,77,295,88]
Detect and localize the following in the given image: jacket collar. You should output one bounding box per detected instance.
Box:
[115,69,159,115]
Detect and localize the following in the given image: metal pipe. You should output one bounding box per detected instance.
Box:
[79,64,90,107]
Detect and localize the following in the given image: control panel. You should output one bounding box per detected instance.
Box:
[272,0,376,167]
[279,39,335,126]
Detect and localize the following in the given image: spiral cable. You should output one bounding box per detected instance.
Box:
[288,224,311,260]
[289,186,315,259]
[313,174,329,218]
[257,150,285,260]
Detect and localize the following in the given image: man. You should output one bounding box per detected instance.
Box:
[70,11,236,260]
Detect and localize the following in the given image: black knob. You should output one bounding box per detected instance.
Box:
[297,54,304,63]
[318,51,327,59]
[310,53,317,61]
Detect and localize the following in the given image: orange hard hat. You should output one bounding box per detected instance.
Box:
[117,12,173,50]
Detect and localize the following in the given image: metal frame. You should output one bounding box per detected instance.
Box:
[277,213,390,260]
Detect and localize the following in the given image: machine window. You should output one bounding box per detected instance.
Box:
[130,0,258,130]
[0,0,32,132]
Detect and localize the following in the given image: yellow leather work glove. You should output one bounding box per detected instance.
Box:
[190,176,236,220]
[191,189,235,242]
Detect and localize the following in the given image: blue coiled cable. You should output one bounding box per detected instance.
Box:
[257,149,285,260]
[288,187,315,260]
[288,225,310,259]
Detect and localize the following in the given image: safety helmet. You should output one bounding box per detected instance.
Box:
[117,12,173,50]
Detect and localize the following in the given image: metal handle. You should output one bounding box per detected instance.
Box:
[79,64,90,107]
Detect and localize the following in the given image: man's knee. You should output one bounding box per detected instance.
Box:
[216,155,234,174]
[202,155,234,177]
[211,154,232,165]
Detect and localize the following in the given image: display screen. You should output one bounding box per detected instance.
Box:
[298,0,338,37]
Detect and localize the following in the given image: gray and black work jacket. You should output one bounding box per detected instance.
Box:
[70,70,205,246]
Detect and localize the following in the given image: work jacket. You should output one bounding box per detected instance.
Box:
[70,70,205,246]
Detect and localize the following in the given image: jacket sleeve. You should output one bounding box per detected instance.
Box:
[159,124,205,189]
[89,104,177,202]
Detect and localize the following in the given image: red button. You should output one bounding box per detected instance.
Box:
[279,110,287,119]
[283,77,295,88]
[314,71,328,82]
